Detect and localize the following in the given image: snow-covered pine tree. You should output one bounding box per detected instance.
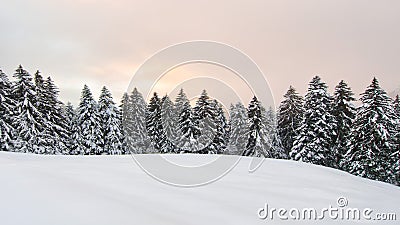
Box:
[343,78,397,183]
[75,85,102,155]
[64,102,77,154]
[277,86,304,155]
[243,96,272,157]
[160,95,176,153]
[44,77,69,154]
[12,65,42,153]
[174,89,198,153]
[227,103,249,155]
[208,99,227,154]
[290,76,337,167]
[119,92,130,154]
[0,70,15,151]
[98,86,123,155]
[264,107,287,159]
[146,92,164,153]
[32,71,52,154]
[123,88,149,154]
[393,95,400,185]
[193,90,215,153]
[332,80,356,168]
[177,99,198,153]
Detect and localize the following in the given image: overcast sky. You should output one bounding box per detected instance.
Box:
[1,0,399,107]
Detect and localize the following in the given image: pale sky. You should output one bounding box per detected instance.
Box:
[1,0,399,107]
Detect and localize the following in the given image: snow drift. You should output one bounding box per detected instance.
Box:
[0,151,399,225]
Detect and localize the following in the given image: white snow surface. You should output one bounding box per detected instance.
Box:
[0,151,399,225]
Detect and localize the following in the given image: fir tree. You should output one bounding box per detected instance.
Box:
[160,95,177,153]
[98,86,123,155]
[146,92,163,152]
[277,86,304,155]
[393,95,400,185]
[227,103,249,155]
[290,76,337,167]
[177,100,198,153]
[12,65,42,153]
[343,78,397,183]
[75,85,102,155]
[45,77,69,154]
[264,107,287,159]
[243,96,272,157]
[0,70,15,151]
[64,102,76,154]
[193,90,215,153]
[174,89,198,153]
[208,99,227,154]
[124,88,149,154]
[332,80,356,167]
[120,92,130,154]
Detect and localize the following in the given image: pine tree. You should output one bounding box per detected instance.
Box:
[146,92,163,153]
[332,80,356,167]
[32,71,52,154]
[193,90,215,153]
[174,89,198,153]
[227,103,249,155]
[177,100,198,153]
[209,99,227,154]
[75,85,102,155]
[290,76,337,167]
[243,96,272,157]
[264,107,287,159]
[343,78,397,183]
[42,77,69,154]
[0,70,15,151]
[120,92,130,154]
[64,102,76,154]
[12,65,42,153]
[123,88,150,154]
[98,86,123,155]
[160,95,176,153]
[277,86,304,155]
[393,95,400,185]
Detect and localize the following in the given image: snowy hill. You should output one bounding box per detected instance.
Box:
[0,152,399,225]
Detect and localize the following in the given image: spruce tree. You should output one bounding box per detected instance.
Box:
[75,85,102,155]
[243,96,272,157]
[146,92,163,153]
[64,102,76,154]
[343,78,397,183]
[277,86,304,155]
[290,76,337,167]
[120,92,130,154]
[174,89,198,153]
[160,95,176,153]
[124,88,150,154]
[332,80,356,167]
[393,95,400,185]
[193,90,215,153]
[209,99,227,154]
[264,107,286,159]
[177,100,198,153]
[98,86,123,155]
[227,103,249,155]
[0,70,15,151]
[43,77,69,154]
[32,71,52,154]
[12,65,42,153]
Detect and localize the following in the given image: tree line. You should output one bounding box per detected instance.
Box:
[0,65,398,185]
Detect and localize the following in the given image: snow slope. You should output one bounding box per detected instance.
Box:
[0,152,399,225]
